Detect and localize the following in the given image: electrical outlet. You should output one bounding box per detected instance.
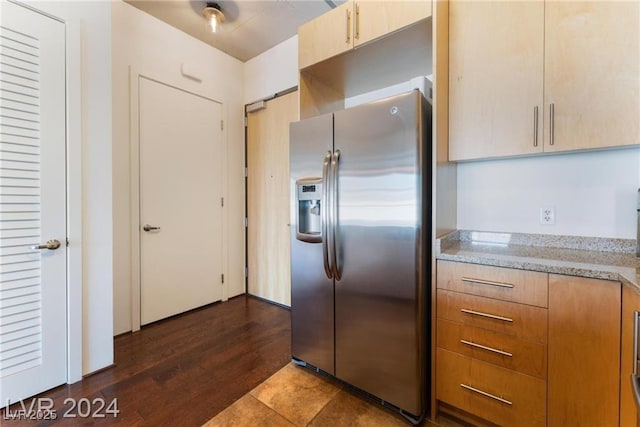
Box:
[540,207,555,225]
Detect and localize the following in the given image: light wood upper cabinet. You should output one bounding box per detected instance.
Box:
[449,0,544,160]
[298,0,431,70]
[354,0,431,48]
[449,1,639,161]
[544,1,640,152]
[299,1,353,70]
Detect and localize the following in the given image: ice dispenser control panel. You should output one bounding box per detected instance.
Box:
[296,178,322,243]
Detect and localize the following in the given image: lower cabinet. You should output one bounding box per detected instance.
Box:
[437,319,547,379]
[437,348,546,427]
[436,260,548,425]
[548,274,621,427]
[621,286,640,427]
[436,260,625,426]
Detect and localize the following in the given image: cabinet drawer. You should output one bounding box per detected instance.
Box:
[437,289,548,343]
[437,260,548,307]
[437,319,546,379]
[437,348,546,427]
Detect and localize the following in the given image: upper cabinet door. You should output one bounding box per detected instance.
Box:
[354,0,431,47]
[449,1,544,161]
[298,1,353,70]
[544,1,640,153]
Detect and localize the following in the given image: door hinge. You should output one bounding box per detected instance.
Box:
[221,120,224,131]
[66,238,70,247]
[245,267,248,278]
[221,197,224,207]
[221,274,225,284]
[244,117,248,127]
[244,217,248,227]
[245,167,248,178]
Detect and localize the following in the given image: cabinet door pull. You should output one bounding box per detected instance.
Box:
[462,277,514,289]
[460,384,513,406]
[533,106,539,147]
[461,308,514,323]
[550,103,555,145]
[355,3,360,40]
[345,9,351,44]
[460,339,513,357]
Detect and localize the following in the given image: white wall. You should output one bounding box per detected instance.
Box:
[457,148,640,239]
[244,35,298,104]
[112,1,245,335]
[29,0,113,375]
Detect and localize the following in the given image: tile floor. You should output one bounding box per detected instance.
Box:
[204,363,460,426]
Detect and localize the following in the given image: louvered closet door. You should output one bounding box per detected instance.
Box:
[0,2,67,404]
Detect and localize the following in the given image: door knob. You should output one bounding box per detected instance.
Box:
[143,224,161,232]
[32,239,61,250]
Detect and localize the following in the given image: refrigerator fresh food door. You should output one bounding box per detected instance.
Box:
[333,90,430,416]
[290,113,335,375]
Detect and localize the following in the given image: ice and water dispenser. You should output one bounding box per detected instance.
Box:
[295,178,322,243]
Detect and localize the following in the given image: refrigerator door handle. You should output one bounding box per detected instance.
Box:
[331,150,342,280]
[322,151,333,279]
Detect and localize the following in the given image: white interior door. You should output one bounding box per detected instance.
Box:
[139,77,223,325]
[0,2,67,403]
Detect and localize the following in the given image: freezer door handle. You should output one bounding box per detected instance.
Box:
[331,150,342,280]
[322,151,333,279]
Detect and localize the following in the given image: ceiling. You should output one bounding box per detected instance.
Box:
[124,0,340,62]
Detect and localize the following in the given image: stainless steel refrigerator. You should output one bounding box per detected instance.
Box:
[290,90,431,420]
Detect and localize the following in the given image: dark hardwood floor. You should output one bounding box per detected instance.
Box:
[1,295,291,426]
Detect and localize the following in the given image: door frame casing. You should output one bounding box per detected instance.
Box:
[129,67,228,331]
[243,86,297,297]
[65,16,83,384]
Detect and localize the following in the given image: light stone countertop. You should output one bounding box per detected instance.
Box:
[435,230,640,293]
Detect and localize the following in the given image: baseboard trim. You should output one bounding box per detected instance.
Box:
[247,293,291,311]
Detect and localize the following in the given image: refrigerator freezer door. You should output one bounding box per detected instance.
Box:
[290,113,335,375]
[333,91,429,416]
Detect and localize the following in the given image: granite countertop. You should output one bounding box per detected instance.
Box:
[436,230,640,293]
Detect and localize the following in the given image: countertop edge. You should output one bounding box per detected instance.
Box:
[435,252,640,294]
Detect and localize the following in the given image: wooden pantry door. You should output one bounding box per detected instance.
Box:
[246,91,298,306]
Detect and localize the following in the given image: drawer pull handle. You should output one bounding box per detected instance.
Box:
[460,339,513,357]
[462,277,514,289]
[461,308,514,323]
[460,384,513,406]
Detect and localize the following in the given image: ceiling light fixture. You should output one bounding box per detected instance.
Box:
[202,2,225,33]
